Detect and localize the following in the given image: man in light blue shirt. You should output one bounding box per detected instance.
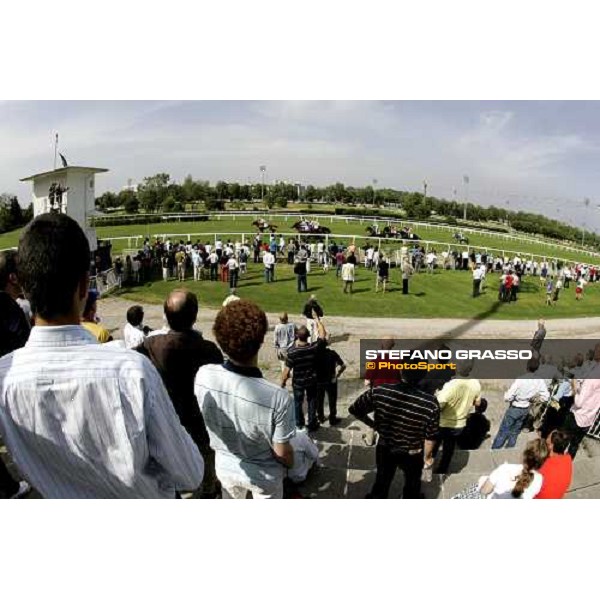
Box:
[492,357,549,449]
[195,300,295,499]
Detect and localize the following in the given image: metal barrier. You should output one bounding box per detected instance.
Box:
[90,268,119,296]
[588,409,600,440]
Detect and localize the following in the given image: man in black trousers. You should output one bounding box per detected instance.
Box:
[349,361,439,499]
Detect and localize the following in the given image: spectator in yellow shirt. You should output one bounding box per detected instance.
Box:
[434,360,481,474]
[81,291,111,343]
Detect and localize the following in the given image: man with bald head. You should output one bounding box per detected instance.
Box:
[138,288,224,497]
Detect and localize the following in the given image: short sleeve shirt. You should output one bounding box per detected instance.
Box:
[536,454,573,499]
[486,463,543,499]
[195,363,295,490]
[286,338,326,388]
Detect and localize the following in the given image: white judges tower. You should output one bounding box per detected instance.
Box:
[20,165,108,251]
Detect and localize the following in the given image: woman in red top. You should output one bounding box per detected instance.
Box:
[535,430,573,499]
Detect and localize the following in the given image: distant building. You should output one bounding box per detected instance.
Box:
[21,165,108,251]
[122,178,138,192]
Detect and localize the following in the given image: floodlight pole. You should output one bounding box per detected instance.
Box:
[260,165,266,203]
[463,175,469,221]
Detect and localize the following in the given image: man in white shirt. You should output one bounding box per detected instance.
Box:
[209,250,219,281]
[341,260,355,294]
[0,213,204,498]
[123,304,146,349]
[492,357,549,449]
[226,255,239,290]
[426,251,436,273]
[263,248,275,283]
[461,250,469,270]
[191,249,202,281]
[472,264,483,297]
[372,249,380,270]
[365,246,374,269]
[317,241,324,265]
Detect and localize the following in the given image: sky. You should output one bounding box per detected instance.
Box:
[2,100,600,231]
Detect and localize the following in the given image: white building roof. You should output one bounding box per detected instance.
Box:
[20,166,109,182]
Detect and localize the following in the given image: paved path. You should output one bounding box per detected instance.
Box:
[100,296,600,339]
[98,297,600,381]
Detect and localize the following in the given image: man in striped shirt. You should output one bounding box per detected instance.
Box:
[281,311,327,432]
[349,363,439,499]
[0,214,204,498]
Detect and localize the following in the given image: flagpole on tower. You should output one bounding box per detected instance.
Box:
[54,133,59,170]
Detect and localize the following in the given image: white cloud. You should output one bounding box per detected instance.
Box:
[3,100,600,230]
[454,109,589,184]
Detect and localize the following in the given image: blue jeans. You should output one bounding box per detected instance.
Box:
[265,267,274,283]
[293,384,318,428]
[492,405,529,449]
[297,274,307,292]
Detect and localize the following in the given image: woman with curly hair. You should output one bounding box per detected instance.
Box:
[194,300,296,499]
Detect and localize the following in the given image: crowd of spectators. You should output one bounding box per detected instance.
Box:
[0,213,599,499]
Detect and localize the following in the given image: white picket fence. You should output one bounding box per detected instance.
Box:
[588,410,600,440]
[90,210,600,259]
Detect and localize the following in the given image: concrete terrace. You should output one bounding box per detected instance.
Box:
[2,298,599,499]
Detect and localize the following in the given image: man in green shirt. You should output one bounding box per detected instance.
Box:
[434,360,481,474]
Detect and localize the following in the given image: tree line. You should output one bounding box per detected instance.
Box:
[94,173,599,249]
[1,173,595,250]
[0,194,33,235]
